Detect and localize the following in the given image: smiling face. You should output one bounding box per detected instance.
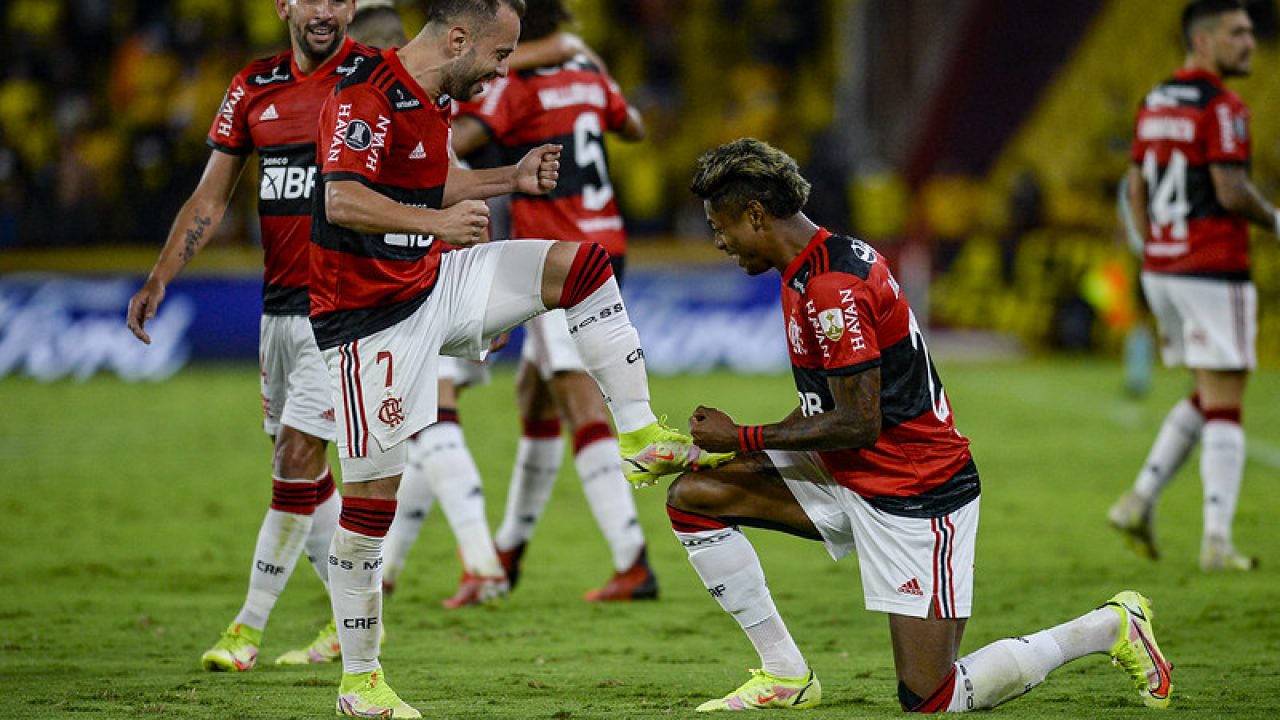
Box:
[441,3,520,101]
[279,0,354,67]
[704,199,773,276]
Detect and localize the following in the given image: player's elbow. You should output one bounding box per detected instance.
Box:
[830,420,878,451]
[324,183,358,228]
[1214,184,1247,214]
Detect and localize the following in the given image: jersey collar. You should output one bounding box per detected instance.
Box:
[781,227,832,285]
[1173,67,1224,89]
[384,48,445,110]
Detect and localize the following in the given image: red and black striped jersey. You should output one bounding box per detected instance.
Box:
[308,49,452,351]
[782,228,978,518]
[1130,68,1251,278]
[206,37,377,315]
[452,56,631,257]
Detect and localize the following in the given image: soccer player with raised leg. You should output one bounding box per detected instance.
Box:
[1109,0,1272,571]
[451,0,658,602]
[310,1,724,714]
[658,138,1174,712]
[126,0,377,672]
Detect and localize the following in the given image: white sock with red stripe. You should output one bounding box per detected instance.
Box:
[495,419,564,552]
[1133,396,1203,502]
[329,496,396,675]
[945,607,1119,711]
[1200,413,1245,545]
[416,420,503,577]
[671,509,806,678]
[382,450,435,588]
[558,245,656,433]
[304,468,339,586]
[233,476,317,630]
[575,423,645,572]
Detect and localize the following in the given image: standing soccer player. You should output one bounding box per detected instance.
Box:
[662,138,1173,712]
[451,0,658,602]
[126,0,376,671]
[1109,0,1274,570]
[309,1,725,715]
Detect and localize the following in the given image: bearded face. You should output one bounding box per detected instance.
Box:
[286,0,351,65]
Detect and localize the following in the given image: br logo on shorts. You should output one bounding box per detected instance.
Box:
[377,396,405,428]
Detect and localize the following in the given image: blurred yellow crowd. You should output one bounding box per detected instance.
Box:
[0,0,839,248]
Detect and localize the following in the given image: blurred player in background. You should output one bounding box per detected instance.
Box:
[387,0,658,605]
[350,0,407,47]
[358,1,630,609]
[309,1,725,714]
[665,138,1173,713]
[1109,0,1273,571]
[125,0,375,671]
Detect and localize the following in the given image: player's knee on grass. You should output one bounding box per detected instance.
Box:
[898,671,956,713]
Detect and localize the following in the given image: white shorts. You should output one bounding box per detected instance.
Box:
[323,240,553,482]
[768,449,978,619]
[1141,272,1256,370]
[438,355,491,388]
[259,314,336,441]
[520,308,587,380]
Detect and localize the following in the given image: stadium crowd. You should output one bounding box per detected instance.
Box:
[0,0,837,249]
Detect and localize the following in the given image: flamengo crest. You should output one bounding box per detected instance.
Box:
[378,396,405,428]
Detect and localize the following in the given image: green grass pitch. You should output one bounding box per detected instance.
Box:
[1,358,1278,718]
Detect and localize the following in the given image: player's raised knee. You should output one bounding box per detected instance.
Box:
[553,241,614,308]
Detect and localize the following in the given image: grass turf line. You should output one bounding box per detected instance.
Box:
[0,358,1277,718]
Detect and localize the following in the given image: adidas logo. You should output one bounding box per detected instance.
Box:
[260,104,279,121]
[897,578,924,597]
[408,142,426,160]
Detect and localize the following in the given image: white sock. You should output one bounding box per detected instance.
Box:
[418,422,503,577]
[577,432,645,571]
[233,477,315,630]
[562,277,657,433]
[948,607,1119,711]
[495,433,564,551]
[329,526,385,675]
[305,469,339,587]
[1201,419,1245,545]
[675,527,807,678]
[1133,398,1203,501]
[382,438,437,585]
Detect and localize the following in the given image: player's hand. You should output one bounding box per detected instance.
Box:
[689,405,739,453]
[126,278,166,345]
[515,144,560,196]
[488,331,511,353]
[436,200,490,246]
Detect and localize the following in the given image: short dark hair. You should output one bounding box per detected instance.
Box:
[350,6,407,48]
[520,0,572,42]
[690,138,811,219]
[425,0,526,25]
[1182,0,1248,49]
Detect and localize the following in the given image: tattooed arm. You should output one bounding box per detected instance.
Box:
[127,151,247,343]
[689,369,882,453]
